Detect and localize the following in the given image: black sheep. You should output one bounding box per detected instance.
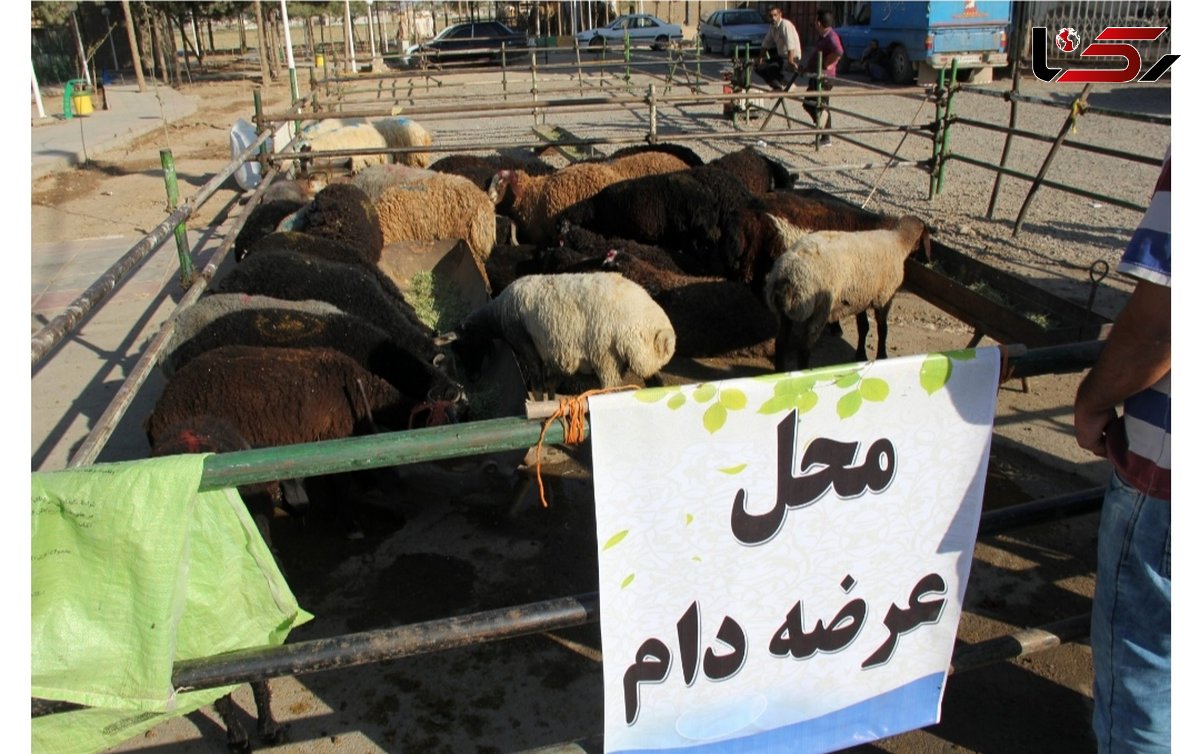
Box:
[216,247,441,364]
[709,146,795,194]
[430,152,555,190]
[555,170,741,275]
[301,182,385,261]
[162,306,466,411]
[234,198,307,262]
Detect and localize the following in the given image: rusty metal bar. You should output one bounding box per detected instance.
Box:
[948,152,1146,214]
[950,614,1090,674]
[957,84,1171,126]
[1012,84,1093,236]
[32,484,1101,717]
[986,64,1023,219]
[30,101,306,368]
[957,116,1163,167]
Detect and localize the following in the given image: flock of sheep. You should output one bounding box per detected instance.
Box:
[137,114,933,751]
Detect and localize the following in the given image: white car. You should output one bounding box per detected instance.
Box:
[575,14,684,51]
[698,8,772,57]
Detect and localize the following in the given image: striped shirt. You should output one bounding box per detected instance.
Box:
[1110,149,1170,500]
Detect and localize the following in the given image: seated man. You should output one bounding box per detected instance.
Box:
[754,5,801,91]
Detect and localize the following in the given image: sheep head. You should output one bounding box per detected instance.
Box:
[899,215,932,263]
[487,169,514,206]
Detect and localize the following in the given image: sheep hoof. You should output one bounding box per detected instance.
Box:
[259,723,288,746]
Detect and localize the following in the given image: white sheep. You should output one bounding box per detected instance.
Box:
[352,164,497,265]
[436,273,677,399]
[764,215,930,371]
[300,117,433,174]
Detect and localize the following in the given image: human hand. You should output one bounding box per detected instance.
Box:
[1074,406,1117,458]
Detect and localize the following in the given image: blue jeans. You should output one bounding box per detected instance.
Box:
[1091,470,1171,753]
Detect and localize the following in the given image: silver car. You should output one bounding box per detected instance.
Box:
[575,14,684,51]
[698,8,772,57]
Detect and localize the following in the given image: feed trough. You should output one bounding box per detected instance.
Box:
[904,241,1113,348]
[380,238,532,473]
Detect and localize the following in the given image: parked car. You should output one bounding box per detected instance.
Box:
[574,14,684,51]
[698,8,772,57]
[396,20,530,67]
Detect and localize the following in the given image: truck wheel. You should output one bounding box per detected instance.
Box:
[889,46,913,85]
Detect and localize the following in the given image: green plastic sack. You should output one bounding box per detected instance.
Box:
[31,454,313,754]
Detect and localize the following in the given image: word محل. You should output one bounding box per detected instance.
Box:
[622,572,947,725]
[732,411,897,545]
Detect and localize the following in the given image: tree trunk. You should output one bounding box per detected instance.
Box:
[253,1,272,87]
[121,0,146,91]
[207,17,215,52]
[238,11,247,53]
[173,12,195,83]
[141,2,158,83]
[70,10,92,87]
[156,9,177,87]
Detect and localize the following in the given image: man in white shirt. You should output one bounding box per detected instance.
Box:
[754,4,801,91]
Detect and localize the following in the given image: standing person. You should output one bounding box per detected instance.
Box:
[801,9,843,145]
[754,5,801,91]
[1073,147,1171,754]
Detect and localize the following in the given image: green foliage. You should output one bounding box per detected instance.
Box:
[32,2,73,28]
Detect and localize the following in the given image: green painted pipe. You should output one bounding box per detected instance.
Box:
[158,149,194,288]
[194,341,1104,493]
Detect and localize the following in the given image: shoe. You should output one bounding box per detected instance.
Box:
[818,135,833,146]
[768,81,784,91]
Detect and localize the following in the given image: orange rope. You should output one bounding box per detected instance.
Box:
[533,385,640,508]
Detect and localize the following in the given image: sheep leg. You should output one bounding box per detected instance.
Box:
[507,329,548,401]
[854,310,871,362]
[250,679,285,745]
[595,355,624,389]
[874,299,894,360]
[801,291,834,371]
[213,692,252,754]
[774,316,795,373]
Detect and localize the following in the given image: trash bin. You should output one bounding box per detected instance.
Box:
[63,79,93,119]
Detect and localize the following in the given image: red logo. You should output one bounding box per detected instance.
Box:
[1055,28,1080,53]
[1033,26,1178,83]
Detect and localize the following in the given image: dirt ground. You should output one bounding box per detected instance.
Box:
[31,57,1144,753]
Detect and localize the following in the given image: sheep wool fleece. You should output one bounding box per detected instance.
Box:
[497,273,676,386]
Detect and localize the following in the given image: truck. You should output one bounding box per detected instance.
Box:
[834,1,1012,85]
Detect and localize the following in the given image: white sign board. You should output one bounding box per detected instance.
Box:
[588,349,1000,753]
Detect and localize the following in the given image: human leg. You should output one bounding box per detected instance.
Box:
[1091,470,1171,753]
[755,60,784,89]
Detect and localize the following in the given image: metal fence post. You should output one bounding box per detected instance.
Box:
[159,148,194,288]
[986,65,1022,219]
[934,58,960,194]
